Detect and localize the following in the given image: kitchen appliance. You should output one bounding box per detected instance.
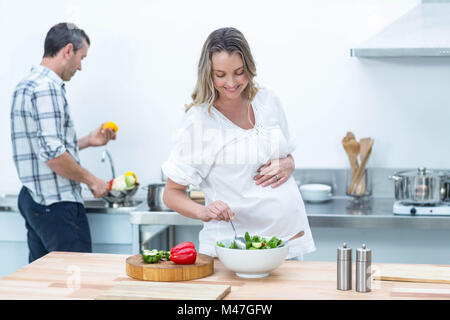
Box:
[356,244,372,293]
[391,168,450,216]
[393,201,450,216]
[337,242,352,291]
[389,167,448,205]
[351,2,450,58]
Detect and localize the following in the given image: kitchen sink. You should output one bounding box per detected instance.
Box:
[84,199,143,214]
[0,194,19,211]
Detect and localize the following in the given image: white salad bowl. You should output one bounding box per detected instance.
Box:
[215,238,289,278]
[299,184,332,203]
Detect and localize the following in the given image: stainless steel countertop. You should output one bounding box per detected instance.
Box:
[130,197,450,230]
[3,193,450,230]
[0,194,20,211]
[0,194,145,215]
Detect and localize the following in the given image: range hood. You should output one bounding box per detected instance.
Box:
[351,1,450,57]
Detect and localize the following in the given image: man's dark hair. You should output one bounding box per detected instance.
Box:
[43,22,90,58]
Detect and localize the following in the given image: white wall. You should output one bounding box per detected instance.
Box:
[1,0,448,195]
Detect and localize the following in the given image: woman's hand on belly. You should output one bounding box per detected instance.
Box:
[199,200,235,222]
[253,154,295,188]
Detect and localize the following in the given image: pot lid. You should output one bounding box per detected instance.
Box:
[394,167,448,177]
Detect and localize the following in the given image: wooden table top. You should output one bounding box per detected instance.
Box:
[1,251,450,300]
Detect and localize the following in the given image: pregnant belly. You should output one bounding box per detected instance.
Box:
[242,177,302,207]
[230,177,305,233]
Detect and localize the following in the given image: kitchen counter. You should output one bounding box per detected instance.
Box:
[3,193,450,230]
[3,193,450,266]
[130,197,450,230]
[0,195,142,279]
[1,251,450,300]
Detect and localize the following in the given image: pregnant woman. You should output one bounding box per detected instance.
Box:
[162,27,315,259]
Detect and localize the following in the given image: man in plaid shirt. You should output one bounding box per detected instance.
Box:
[11,23,116,262]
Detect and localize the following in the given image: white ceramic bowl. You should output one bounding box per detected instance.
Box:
[215,239,289,278]
[301,192,332,203]
[299,184,332,203]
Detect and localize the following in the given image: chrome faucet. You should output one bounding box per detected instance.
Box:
[101,149,116,179]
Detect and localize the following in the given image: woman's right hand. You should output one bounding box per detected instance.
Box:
[199,200,235,222]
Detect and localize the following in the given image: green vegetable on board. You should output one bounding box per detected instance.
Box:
[141,249,161,263]
[141,249,171,263]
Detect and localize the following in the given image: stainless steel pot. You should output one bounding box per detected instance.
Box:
[145,183,194,211]
[146,183,171,211]
[446,175,450,202]
[389,167,449,205]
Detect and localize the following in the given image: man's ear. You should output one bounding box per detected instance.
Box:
[61,43,74,60]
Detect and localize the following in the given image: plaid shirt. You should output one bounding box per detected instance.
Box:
[10,65,83,206]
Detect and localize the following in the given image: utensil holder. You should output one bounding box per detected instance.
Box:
[346,169,372,202]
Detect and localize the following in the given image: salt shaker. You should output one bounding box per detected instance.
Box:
[337,242,352,291]
[356,243,372,293]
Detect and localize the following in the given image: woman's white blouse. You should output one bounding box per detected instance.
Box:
[162,88,316,258]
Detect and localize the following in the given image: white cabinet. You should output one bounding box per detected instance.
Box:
[0,211,140,278]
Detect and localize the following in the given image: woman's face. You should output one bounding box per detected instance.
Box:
[211,51,249,101]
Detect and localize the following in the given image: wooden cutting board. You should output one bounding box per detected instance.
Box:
[373,264,450,284]
[390,287,450,299]
[95,281,230,300]
[126,253,214,281]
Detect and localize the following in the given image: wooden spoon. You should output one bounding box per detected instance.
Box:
[348,139,374,194]
[342,132,360,177]
[342,131,355,143]
[276,230,305,248]
[354,138,371,195]
[347,139,360,177]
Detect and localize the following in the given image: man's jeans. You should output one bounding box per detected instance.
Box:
[18,186,92,263]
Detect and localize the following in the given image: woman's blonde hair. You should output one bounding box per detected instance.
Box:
[186,27,258,122]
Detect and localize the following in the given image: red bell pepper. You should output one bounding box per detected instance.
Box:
[108,179,114,191]
[170,242,197,265]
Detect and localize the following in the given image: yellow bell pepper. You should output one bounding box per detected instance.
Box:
[102,121,119,133]
[125,171,137,183]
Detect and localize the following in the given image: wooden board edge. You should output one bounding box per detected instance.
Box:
[94,282,231,300]
[216,285,231,300]
[125,257,214,282]
[374,276,450,285]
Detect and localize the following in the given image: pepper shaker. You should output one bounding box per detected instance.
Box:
[337,242,352,291]
[356,243,372,293]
